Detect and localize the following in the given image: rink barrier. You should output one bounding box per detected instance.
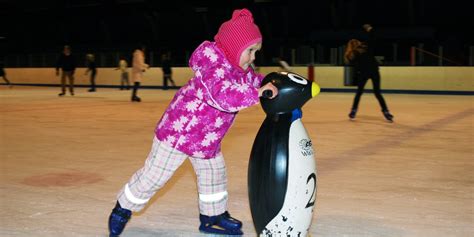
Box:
[2,66,473,95]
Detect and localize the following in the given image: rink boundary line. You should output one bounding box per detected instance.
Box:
[2,83,473,95]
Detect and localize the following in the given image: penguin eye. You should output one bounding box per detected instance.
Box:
[288,73,308,85]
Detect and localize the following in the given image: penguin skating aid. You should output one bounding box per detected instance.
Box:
[248,72,320,236]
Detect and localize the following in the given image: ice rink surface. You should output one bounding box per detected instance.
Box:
[1,86,472,236]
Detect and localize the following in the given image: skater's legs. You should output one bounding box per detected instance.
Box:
[117,137,188,212]
[124,73,130,89]
[120,72,129,90]
[65,71,75,95]
[371,72,388,111]
[2,76,11,85]
[60,72,67,94]
[351,77,369,110]
[189,153,228,216]
[131,82,140,100]
[89,72,96,91]
[163,75,168,89]
[169,76,176,87]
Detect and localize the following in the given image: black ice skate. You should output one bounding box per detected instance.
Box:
[382,110,394,122]
[199,211,243,235]
[348,109,357,120]
[131,96,141,102]
[108,201,132,237]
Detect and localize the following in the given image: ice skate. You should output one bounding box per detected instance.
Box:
[108,202,132,237]
[131,96,141,102]
[199,211,243,235]
[382,110,394,122]
[348,109,357,120]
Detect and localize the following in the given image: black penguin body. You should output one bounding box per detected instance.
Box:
[248,72,319,236]
[248,113,292,234]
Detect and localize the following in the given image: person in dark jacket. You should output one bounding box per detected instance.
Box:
[344,24,394,122]
[161,53,176,89]
[0,61,12,87]
[56,45,76,96]
[85,53,97,92]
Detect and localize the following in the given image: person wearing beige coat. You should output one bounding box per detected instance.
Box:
[131,46,149,102]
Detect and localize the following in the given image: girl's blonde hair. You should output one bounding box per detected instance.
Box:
[344,39,364,64]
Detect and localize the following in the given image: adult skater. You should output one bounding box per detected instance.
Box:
[344,24,394,122]
[161,52,176,89]
[56,45,76,96]
[130,45,149,102]
[85,53,97,92]
[0,61,12,87]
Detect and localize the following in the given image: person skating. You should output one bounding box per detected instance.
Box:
[344,24,394,122]
[130,45,148,102]
[56,45,76,96]
[108,8,278,236]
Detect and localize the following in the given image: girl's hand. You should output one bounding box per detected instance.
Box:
[258,82,278,99]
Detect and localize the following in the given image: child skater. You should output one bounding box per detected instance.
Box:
[116,56,130,90]
[108,8,278,236]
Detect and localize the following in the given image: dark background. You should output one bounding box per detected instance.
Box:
[1,0,472,66]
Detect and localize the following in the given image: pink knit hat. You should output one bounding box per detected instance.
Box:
[214,9,262,68]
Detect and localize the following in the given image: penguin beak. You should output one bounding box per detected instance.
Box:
[311,82,320,97]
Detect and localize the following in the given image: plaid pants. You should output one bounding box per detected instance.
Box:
[117,137,228,216]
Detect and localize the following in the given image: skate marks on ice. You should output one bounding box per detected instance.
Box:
[121,228,192,237]
[121,227,236,237]
[22,170,103,187]
[313,215,405,237]
[318,107,474,173]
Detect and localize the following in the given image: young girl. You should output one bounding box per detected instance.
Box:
[108,9,278,236]
[344,24,394,122]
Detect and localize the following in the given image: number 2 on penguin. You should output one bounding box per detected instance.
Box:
[305,173,316,208]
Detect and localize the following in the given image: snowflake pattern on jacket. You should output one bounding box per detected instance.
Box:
[155,41,263,159]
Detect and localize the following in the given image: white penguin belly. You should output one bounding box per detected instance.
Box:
[262,119,317,236]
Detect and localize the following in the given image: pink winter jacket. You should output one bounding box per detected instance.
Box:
[155,41,263,159]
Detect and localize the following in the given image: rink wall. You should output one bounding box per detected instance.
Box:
[3,66,474,94]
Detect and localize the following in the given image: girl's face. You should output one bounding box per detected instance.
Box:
[239,42,262,70]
